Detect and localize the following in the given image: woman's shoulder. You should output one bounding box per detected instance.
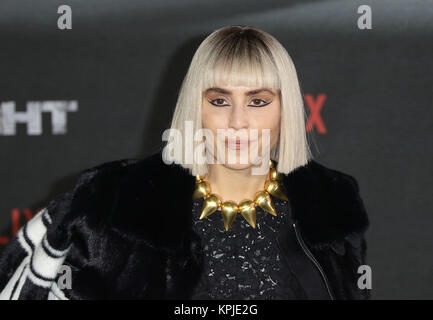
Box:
[283,158,369,247]
[74,149,180,189]
[62,149,193,238]
[62,151,162,215]
[286,158,361,193]
[70,150,165,199]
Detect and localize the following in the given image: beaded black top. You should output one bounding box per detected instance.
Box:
[190,196,307,300]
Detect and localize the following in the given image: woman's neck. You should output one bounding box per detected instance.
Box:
[206,164,269,204]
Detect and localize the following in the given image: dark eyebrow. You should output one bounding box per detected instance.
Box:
[204,87,276,96]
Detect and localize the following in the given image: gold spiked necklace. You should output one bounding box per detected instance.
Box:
[192,160,288,231]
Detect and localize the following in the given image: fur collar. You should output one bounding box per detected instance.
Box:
[105,150,368,251]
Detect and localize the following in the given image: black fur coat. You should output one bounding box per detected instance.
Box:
[0,150,370,300]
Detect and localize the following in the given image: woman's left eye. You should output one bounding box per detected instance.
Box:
[249,98,270,107]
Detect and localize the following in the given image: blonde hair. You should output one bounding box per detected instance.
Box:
[166,25,313,176]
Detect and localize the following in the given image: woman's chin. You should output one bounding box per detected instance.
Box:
[222,162,254,171]
[221,156,266,171]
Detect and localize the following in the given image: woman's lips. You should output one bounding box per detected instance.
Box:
[225,139,254,150]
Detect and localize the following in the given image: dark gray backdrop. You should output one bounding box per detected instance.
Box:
[0,0,432,299]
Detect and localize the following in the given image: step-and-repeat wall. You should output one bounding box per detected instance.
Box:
[0,0,431,299]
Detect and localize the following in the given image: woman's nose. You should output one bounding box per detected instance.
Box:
[228,104,249,130]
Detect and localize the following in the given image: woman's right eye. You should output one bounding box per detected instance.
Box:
[208,98,229,107]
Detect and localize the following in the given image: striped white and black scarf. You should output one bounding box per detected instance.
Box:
[0,203,72,300]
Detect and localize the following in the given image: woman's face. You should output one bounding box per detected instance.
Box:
[201,85,281,171]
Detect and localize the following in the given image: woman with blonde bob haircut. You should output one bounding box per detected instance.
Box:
[0,25,369,300]
[166,24,311,177]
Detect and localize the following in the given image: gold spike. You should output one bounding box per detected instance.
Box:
[193,180,211,200]
[264,179,288,201]
[269,167,283,182]
[270,159,276,168]
[239,200,257,228]
[199,194,221,220]
[254,190,277,216]
[221,201,238,231]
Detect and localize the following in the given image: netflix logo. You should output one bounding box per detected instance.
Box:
[305,93,327,134]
